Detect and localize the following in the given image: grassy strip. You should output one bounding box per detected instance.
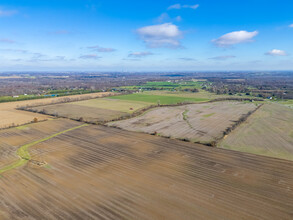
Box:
[182,110,189,121]
[203,113,215,118]
[182,110,193,129]
[0,124,88,175]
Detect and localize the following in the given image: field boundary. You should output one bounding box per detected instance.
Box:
[21,96,264,126]
[0,118,50,131]
[213,104,264,146]
[108,103,264,147]
[17,92,121,109]
[0,123,88,176]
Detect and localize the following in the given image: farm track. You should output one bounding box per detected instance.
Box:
[0,124,88,175]
[0,124,292,219]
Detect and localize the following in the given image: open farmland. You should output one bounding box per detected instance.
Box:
[0,92,112,129]
[0,123,292,219]
[28,98,151,123]
[277,100,293,109]
[27,93,210,124]
[108,93,210,105]
[219,103,293,160]
[142,90,255,100]
[0,119,82,171]
[108,101,258,145]
[70,98,150,113]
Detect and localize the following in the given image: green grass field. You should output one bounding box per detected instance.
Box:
[108,93,210,105]
[277,100,293,108]
[119,80,208,91]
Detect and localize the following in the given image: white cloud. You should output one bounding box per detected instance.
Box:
[168,4,181,10]
[183,4,200,9]
[212,30,258,47]
[137,23,182,48]
[128,52,153,58]
[265,49,287,56]
[168,4,199,10]
[87,45,116,52]
[289,24,293,28]
[79,54,101,59]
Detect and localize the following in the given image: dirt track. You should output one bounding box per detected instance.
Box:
[0,121,292,219]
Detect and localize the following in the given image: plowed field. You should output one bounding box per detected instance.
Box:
[108,101,258,144]
[0,122,292,219]
[219,103,293,160]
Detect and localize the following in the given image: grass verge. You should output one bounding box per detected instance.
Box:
[0,124,88,175]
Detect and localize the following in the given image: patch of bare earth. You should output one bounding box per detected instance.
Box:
[219,103,293,160]
[0,119,82,168]
[108,101,258,145]
[0,124,292,219]
[29,104,127,123]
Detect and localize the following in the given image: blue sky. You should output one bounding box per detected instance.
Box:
[0,0,292,71]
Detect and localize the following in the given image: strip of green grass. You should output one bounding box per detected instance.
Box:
[203,113,215,118]
[109,93,209,105]
[0,124,88,175]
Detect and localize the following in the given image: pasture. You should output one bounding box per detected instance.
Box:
[219,103,293,160]
[108,101,258,145]
[277,100,293,108]
[0,122,292,219]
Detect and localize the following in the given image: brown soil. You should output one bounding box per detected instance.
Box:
[219,103,293,160]
[29,104,127,123]
[108,101,258,144]
[0,122,292,219]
